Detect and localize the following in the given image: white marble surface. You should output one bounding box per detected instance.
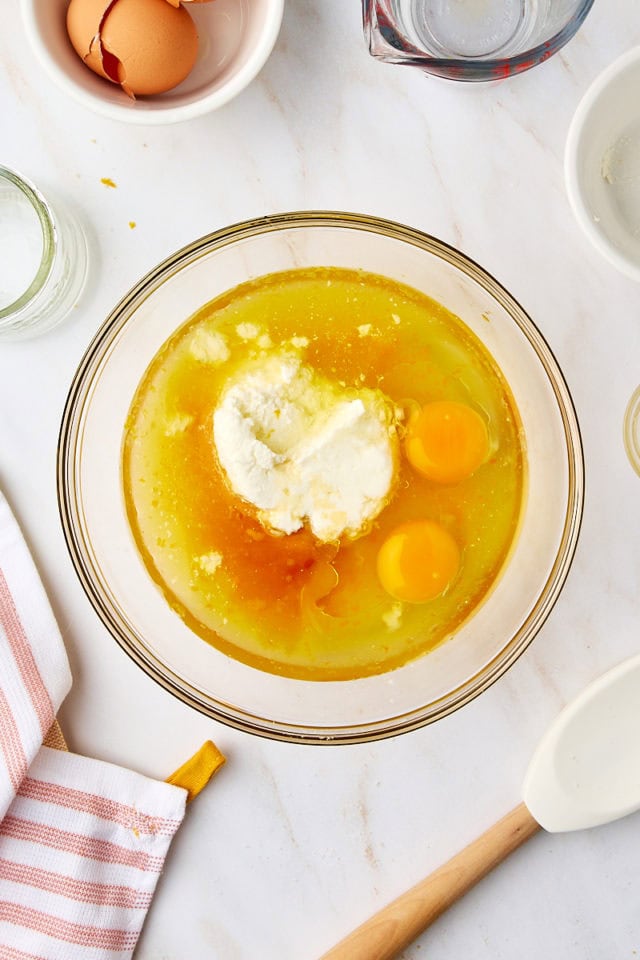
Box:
[2,1,640,957]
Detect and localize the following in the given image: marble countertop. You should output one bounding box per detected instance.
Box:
[3,1,640,956]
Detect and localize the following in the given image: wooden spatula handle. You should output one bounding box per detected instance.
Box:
[319,802,540,960]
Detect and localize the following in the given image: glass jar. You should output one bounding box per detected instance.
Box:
[0,166,88,341]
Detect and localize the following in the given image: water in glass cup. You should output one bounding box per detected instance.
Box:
[391,0,550,58]
[0,175,46,313]
[0,167,88,341]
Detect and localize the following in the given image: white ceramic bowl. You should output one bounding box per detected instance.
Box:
[20,0,284,125]
[565,47,640,283]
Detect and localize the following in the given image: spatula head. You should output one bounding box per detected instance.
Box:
[523,653,640,832]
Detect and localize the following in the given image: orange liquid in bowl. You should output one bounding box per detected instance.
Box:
[122,267,525,680]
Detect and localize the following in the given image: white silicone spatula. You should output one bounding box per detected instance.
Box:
[320,653,640,960]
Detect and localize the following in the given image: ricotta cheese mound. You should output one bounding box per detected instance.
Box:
[212,353,399,542]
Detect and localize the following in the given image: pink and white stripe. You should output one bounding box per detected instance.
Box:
[0,496,71,823]
[0,493,187,958]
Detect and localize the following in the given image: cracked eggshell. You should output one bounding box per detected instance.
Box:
[25,0,284,123]
[66,0,199,96]
[66,0,114,82]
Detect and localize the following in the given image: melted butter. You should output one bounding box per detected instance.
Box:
[122,267,526,680]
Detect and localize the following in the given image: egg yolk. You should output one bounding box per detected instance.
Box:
[405,400,489,484]
[376,520,460,603]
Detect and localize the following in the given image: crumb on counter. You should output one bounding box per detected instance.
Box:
[128,221,136,230]
[101,177,117,188]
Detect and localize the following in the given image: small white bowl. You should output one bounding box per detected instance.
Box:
[20,0,284,125]
[565,47,640,283]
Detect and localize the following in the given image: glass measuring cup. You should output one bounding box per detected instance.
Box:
[363,0,596,81]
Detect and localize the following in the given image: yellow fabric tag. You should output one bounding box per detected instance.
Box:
[165,740,226,802]
[43,721,224,803]
[44,719,68,752]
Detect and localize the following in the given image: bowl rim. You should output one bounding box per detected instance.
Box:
[0,165,56,321]
[19,0,285,125]
[57,210,585,744]
[565,45,640,283]
[623,383,640,477]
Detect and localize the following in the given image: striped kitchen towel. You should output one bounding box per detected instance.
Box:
[0,491,203,958]
[0,747,186,960]
[0,496,71,822]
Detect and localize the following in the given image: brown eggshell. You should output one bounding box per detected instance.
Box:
[164,0,216,6]
[67,0,114,75]
[100,0,198,95]
[67,0,199,97]
[83,41,112,83]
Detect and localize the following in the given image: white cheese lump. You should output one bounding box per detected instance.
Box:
[212,353,399,542]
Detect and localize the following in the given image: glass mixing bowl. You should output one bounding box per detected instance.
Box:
[58,212,584,744]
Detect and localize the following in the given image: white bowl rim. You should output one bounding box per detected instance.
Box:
[565,45,640,283]
[19,0,285,125]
